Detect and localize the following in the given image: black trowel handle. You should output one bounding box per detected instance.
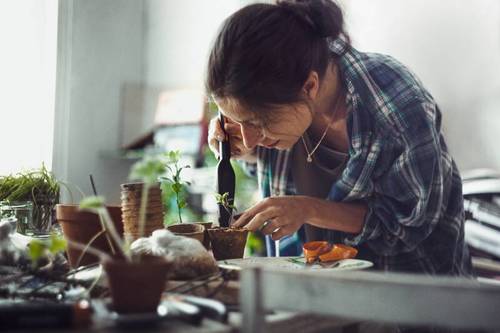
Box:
[217,112,236,228]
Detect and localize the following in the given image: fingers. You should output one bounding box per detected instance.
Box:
[208,117,247,158]
[270,225,294,241]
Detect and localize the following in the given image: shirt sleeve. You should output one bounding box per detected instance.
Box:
[343,119,445,256]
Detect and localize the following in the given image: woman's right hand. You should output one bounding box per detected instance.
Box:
[208,116,256,162]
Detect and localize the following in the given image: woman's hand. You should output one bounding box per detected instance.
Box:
[233,196,314,240]
[208,116,256,162]
[233,196,367,240]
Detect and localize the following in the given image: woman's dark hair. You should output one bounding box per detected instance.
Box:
[206,0,349,116]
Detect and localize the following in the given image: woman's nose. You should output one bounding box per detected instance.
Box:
[240,124,262,149]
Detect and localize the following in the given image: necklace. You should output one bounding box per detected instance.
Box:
[301,90,342,163]
[301,122,333,163]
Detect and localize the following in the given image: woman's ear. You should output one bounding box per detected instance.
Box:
[302,71,320,100]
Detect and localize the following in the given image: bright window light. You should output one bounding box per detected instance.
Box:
[0,0,58,175]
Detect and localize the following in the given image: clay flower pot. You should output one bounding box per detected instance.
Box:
[56,204,123,268]
[207,227,249,260]
[102,255,170,314]
[197,222,213,250]
[166,223,205,245]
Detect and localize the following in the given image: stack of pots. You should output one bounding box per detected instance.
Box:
[120,182,164,240]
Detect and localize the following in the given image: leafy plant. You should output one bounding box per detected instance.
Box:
[28,233,67,267]
[0,164,60,233]
[160,151,191,224]
[215,192,236,213]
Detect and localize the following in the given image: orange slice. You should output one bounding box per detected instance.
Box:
[303,241,332,263]
[318,244,358,262]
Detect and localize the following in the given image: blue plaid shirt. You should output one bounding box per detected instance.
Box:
[247,37,472,276]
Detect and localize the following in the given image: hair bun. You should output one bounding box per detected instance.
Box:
[278,0,344,39]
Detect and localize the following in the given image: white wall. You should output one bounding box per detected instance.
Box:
[342,0,500,170]
[53,0,246,203]
[53,0,143,204]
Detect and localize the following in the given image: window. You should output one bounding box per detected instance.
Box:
[0,0,58,175]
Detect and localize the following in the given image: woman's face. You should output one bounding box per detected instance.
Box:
[215,98,312,150]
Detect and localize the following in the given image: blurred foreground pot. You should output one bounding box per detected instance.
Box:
[56,204,123,268]
[102,255,170,314]
[208,227,248,260]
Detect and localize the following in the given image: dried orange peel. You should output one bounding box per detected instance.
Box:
[303,241,358,263]
[303,241,332,263]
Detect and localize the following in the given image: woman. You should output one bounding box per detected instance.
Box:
[206,0,472,276]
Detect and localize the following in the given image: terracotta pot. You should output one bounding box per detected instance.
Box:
[207,227,249,260]
[56,204,123,268]
[166,223,205,245]
[102,255,170,314]
[197,222,213,250]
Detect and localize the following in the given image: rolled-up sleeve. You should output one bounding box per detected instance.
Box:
[343,124,444,256]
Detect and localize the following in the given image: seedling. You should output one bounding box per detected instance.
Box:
[160,151,191,224]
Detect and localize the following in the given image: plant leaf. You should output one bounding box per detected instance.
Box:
[80,196,106,209]
[48,234,67,254]
[28,240,45,262]
[129,156,166,184]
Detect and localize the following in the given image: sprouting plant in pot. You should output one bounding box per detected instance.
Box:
[75,154,171,314]
[27,233,67,273]
[160,151,206,244]
[214,192,236,221]
[209,191,248,261]
[0,164,60,235]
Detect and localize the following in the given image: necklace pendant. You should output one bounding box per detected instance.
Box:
[306,155,313,163]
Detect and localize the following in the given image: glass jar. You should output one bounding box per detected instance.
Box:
[0,201,34,235]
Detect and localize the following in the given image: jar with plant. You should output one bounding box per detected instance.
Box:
[0,164,60,236]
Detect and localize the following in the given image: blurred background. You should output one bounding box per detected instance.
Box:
[0,0,499,233]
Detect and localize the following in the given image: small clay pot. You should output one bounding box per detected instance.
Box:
[57,204,123,268]
[207,227,249,260]
[103,255,170,314]
[167,223,205,244]
[197,222,213,250]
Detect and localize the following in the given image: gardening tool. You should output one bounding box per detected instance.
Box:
[217,112,236,228]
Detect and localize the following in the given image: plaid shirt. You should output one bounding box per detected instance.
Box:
[248,37,472,276]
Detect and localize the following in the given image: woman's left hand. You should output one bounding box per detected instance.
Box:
[233,196,314,240]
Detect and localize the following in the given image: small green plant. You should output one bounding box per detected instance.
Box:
[160,151,191,224]
[215,192,236,213]
[28,233,67,267]
[0,164,60,233]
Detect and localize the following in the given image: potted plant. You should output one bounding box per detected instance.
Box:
[0,164,60,236]
[161,151,206,245]
[56,203,123,268]
[208,192,248,260]
[77,155,171,314]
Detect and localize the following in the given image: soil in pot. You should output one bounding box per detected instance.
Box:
[56,204,123,268]
[166,223,205,245]
[207,227,248,260]
[102,255,170,314]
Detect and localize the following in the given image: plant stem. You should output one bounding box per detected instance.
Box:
[100,208,131,261]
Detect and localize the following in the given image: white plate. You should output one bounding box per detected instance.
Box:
[218,256,373,272]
